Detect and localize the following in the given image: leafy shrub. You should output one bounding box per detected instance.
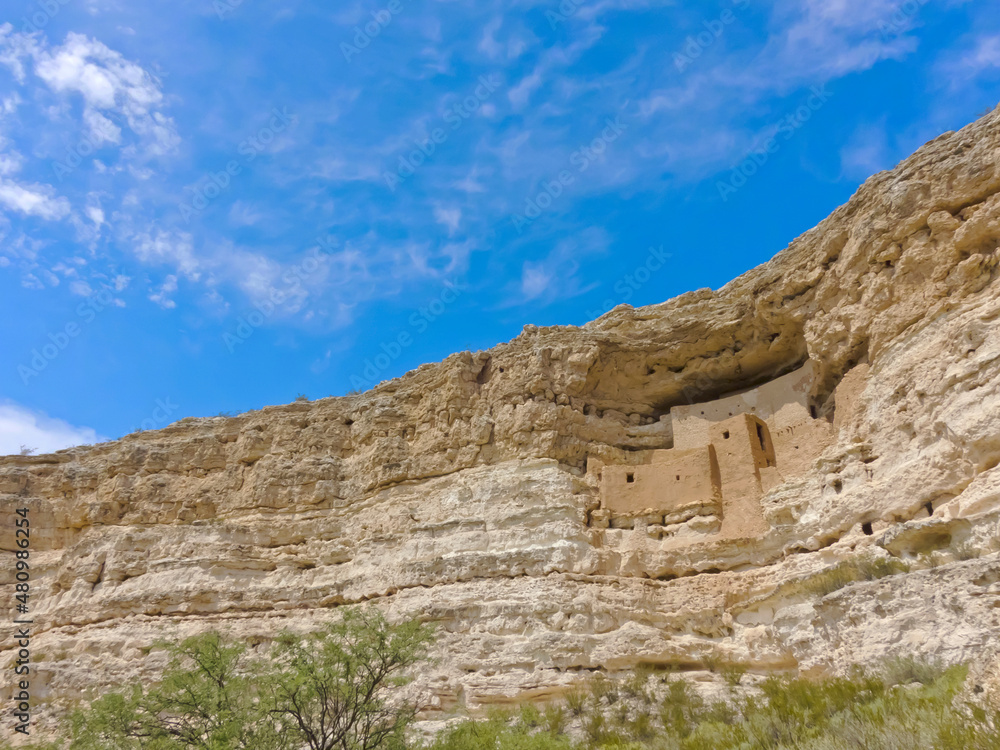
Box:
[719,663,748,688]
[623,668,654,703]
[543,704,567,735]
[520,703,543,729]
[427,716,574,750]
[61,609,433,750]
[21,629,1000,750]
[881,655,945,686]
[591,673,620,705]
[425,661,1000,750]
[658,677,704,738]
[627,709,657,742]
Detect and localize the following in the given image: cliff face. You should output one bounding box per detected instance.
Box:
[5,107,1000,735]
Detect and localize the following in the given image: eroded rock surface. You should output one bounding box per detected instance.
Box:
[4,107,1000,737]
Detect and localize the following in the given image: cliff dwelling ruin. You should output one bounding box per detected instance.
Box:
[588,361,838,540]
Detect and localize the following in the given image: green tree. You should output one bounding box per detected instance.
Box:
[64,609,433,750]
[67,632,288,750]
[267,609,434,750]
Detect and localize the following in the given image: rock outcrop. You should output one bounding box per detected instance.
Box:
[4,106,1000,739]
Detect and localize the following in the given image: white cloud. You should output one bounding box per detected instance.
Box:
[0,92,20,116]
[434,205,461,235]
[0,27,178,156]
[453,166,488,194]
[520,261,552,301]
[132,231,200,279]
[0,24,38,83]
[764,0,919,84]
[939,33,1000,84]
[69,279,94,296]
[228,200,263,227]
[51,261,80,277]
[508,66,544,109]
[504,18,606,111]
[629,0,926,184]
[35,33,179,154]
[503,227,609,307]
[83,109,122,145]
[478,17,504,60]
[0,179,71,220]
[148,274,178,309]
[0,401,106,456]
[85,204,105,225]
[967,35,1000,71]
[0,150,25,176]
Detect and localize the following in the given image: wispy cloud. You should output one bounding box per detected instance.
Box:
[938,33,1000,85]
[840,119,892,180]
[501,226,611,307]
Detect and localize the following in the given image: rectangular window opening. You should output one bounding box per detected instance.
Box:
[626,473,635,483]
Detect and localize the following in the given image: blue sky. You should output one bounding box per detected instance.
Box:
[1,0,999,453]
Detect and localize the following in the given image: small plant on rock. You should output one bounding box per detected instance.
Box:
[881,655,945,686]
[519,702,542,729]
[565,687,587,716]
[543,704,567,734]
[720,663,748,688]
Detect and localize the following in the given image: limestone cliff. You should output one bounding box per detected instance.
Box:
[5,106,1000,739]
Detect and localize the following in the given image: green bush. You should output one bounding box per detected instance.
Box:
[543,704,568,735]
[427,715,574,750]
[59,609,433,750]
[719,663,748,688]
[19,631,1000,750]
[520,703,543,729]
[424,660,1000,750]
[881,654,945,686]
